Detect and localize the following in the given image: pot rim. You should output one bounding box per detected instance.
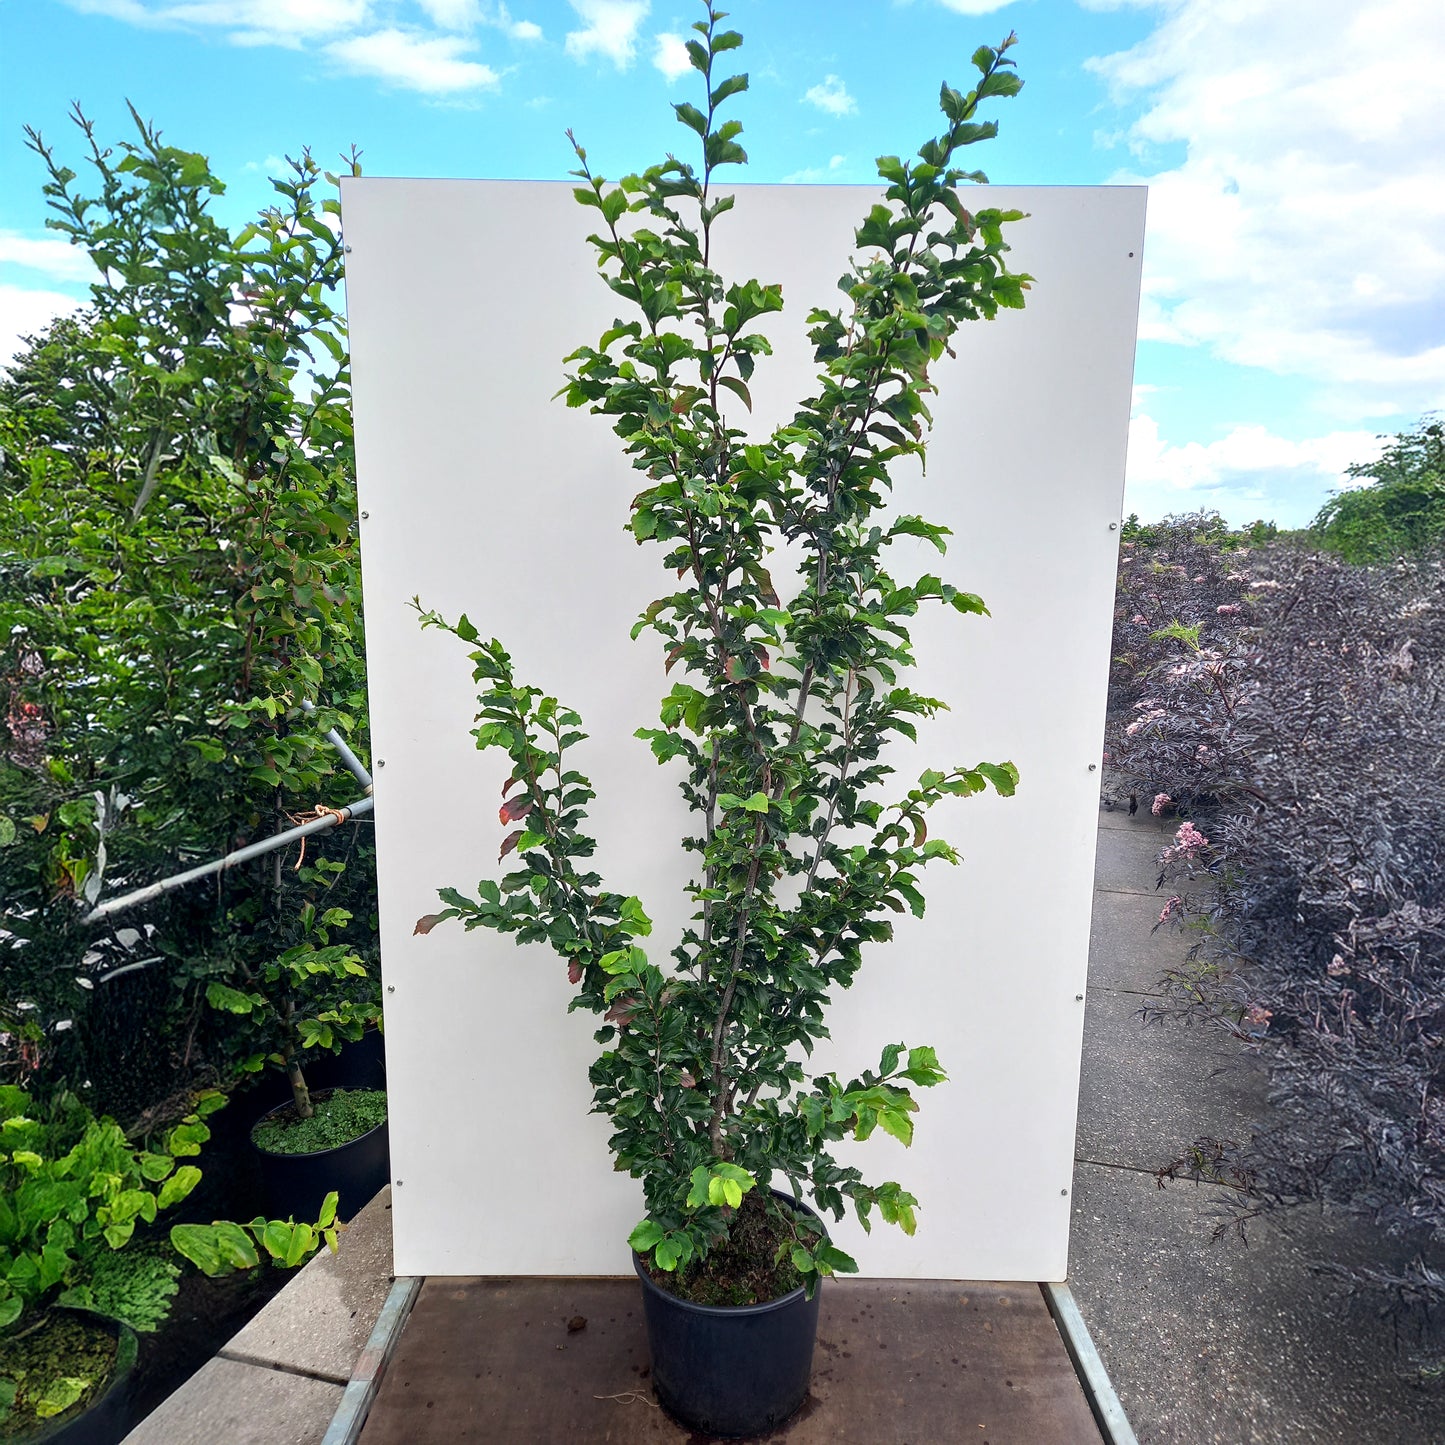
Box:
[248,1092,389,1160]
[631,1187,828,1317]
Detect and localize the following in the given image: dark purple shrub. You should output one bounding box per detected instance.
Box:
[1108,527,1445,1346]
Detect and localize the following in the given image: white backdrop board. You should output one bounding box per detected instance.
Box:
[342,178,1145,1282]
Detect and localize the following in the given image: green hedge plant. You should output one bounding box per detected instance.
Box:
[418,6,1028,1292]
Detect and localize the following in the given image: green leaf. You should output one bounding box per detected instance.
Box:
[716,374,752,411]
[34,1378,88,1420]
[975,760,1019,797]
[709,73,749,107]
[900,1045,948,1088]
[673,102,709,137]
[205,982,254,1015]
[628,1219,665,1253]
[741,792,770,813]
[157,1164,202,1210]
[815,1243,859,1276]
[654,1240,680,1271]
[137,1151,175,1182]
[620,896,653,937]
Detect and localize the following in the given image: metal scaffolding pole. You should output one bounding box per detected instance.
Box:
[81,795,375,926]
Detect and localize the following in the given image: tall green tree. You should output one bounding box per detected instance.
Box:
[1311,416,1445,564]
[0,108,375,1123]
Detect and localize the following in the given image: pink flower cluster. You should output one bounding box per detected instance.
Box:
[1158,895,1183,924]
[1151,792,1172,817]
[1160,821,1210,868]
[1125,709,1166,736]
[1131,614,1149,625]
[1216,603,1242,615]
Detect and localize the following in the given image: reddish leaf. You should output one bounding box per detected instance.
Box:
[665,645,686,674]
[725,655,744,682]
[414,914,444,936]
[912,814,927,848]
[502,776,520,798]
[499,795,533,826]
[499,829,523,860]
[605,998,639,1028]
[759,649,770,671]
[568,960,584,985]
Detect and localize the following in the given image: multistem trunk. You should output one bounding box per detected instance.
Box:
[285,1051,315,1120]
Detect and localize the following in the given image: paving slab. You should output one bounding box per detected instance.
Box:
[1097,800,1172,833]
[1075,988,1267,1173]
[1092,822,1172,895]
[120,1356,343,1445]
[224,1186,395,1383]
[358,1276,1102,1443]
[1086,888,1194,993]
[1067,1162,1441,1445]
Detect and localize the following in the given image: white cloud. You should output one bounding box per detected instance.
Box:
[495,4,541,41]
[0,234,99,286]
[1125,409,1387,528]
[933,0,1017,13]
[327,29,499,93]
[1091,0,1445,422]
[0,285,87,371]
[652,30,690,82]
[565,0,647,68]
[169,0,368,45]
[415,0,478,26]
[781,154,848,184]
[803,75,856,118]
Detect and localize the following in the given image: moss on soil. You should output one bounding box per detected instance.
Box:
[251,1088,386,1155]
[642,1192,822,1306]
[0,1312,121,1439]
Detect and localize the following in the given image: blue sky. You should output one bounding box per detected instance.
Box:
[2,0,1441,527]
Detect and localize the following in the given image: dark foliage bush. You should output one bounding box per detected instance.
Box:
[1107,514,1445,1351]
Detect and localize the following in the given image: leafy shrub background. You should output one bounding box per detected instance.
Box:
[0,112,377,1133]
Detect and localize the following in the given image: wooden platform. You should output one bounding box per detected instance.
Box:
[358,1277,1104,1443]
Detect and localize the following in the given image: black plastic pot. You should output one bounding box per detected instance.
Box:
[250,1091,390,1223]
[11,1316,138,1445]
[633,1191,825,1438]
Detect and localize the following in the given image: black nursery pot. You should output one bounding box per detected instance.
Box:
[250,1093,390,1223]
[12,1318,138,1445]
[633,1190,826,1438]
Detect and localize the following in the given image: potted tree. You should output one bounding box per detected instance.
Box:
[416,7,1028,1434]
[206,887,388,1223]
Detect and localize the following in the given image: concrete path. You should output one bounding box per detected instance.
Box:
[122,1187,396,1445]
[1070,808,1441,1444]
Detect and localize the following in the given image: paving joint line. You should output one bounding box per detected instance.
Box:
[215,1348,351,1388]
[1074,1157,1165,1178]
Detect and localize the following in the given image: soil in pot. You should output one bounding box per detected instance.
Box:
[0,1312,136,1445]
[250,1088,386,1155]
[639,1190,822,1305]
